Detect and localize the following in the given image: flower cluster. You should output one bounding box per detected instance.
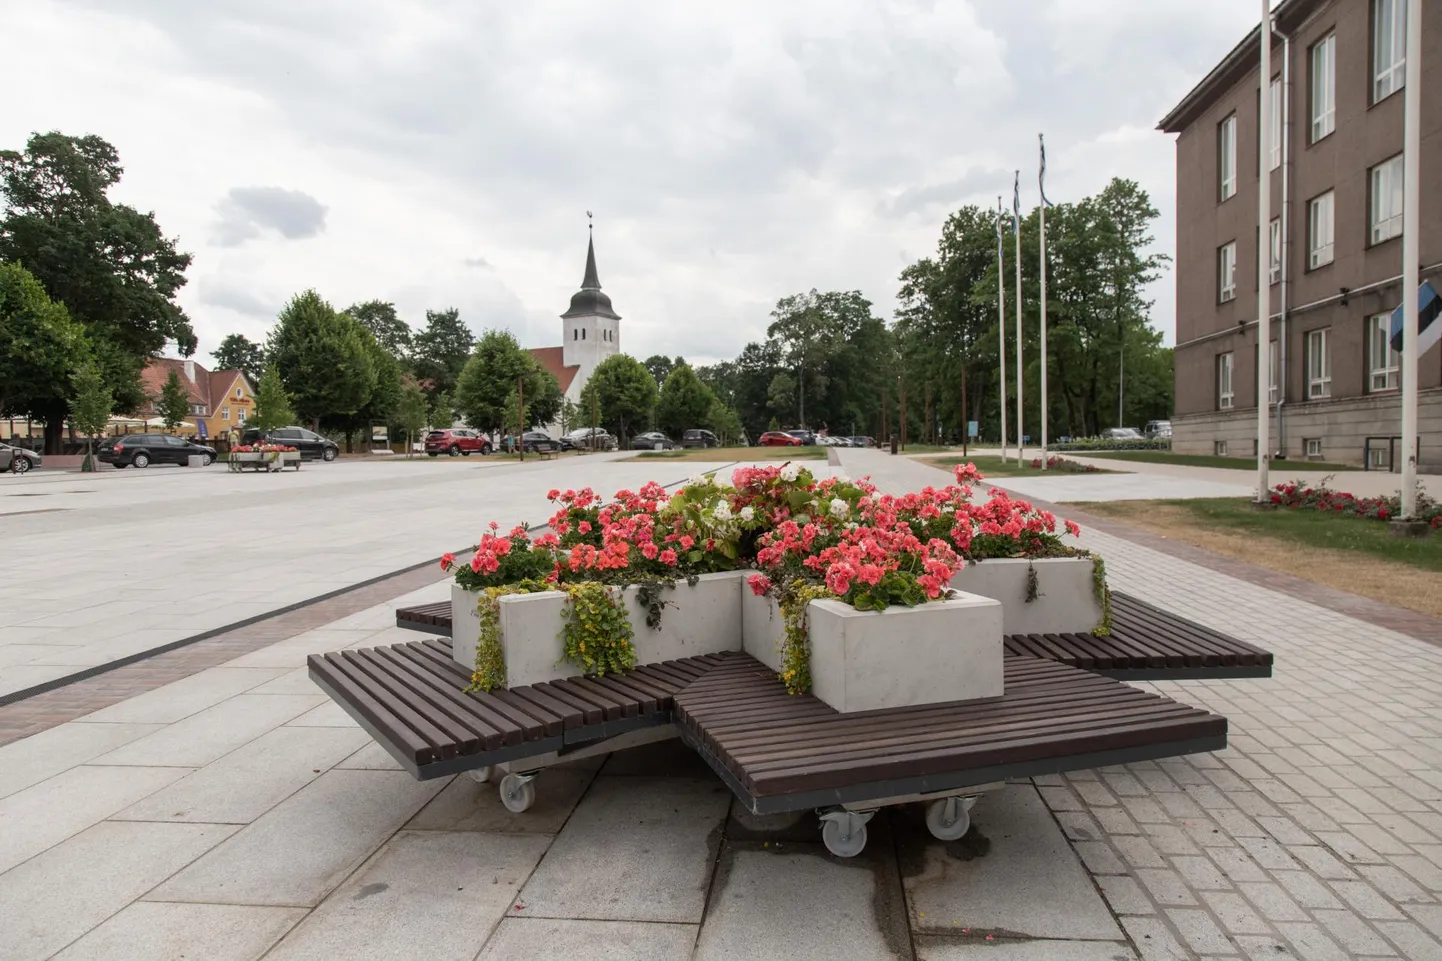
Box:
[232,444,297,453]
[1028,455,1099,473]
[1269,479,1442,528]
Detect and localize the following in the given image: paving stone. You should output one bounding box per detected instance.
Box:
[1094,806,1142,835]
[1117,915,1189,961]
[285,700,359,727]
[1073,841,1127,876]
[0,820,237,961]
[1253,815,1312,846]
[1233,934,1294,959]
[1134,868,1196,906]
[1313,908,1394,955]
[1096,875,1154,916]
[146,769,443,906]
[480,918,697,961]
[1235,881,1307,922]
[75,667,289,724]
[904,785,1121,941]
[1164,907,1233,955]
[334,740,404,770]
[510,776,729,923]
[49,902,304,961]
[1054,811,1102,842]
[91,693,324,767]
[1200,890,1270,935]
[1112,835,1165,869]
[600,738,716,778]
[1358,862,1436,904]
[1273,921,1349,961]
[1394,854,1442,891]
[1272,869,1344,909]
[1315,829,1388,866]
[1039,785,1085,813]
[1290,844,1359,879]
[914,939,1139,960]
[407,761,598,835]
[0,720,162,800]
[1170,854,1233,891]
[1375,919,1442,960]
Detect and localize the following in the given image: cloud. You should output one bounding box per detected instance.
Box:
[198,280,277,318]
[462,256,491,269]
[214,186,327,246]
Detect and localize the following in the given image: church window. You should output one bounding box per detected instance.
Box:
[582,329,586,340]
[573,329,578,341]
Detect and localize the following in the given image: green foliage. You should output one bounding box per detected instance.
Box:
[776,580,834,695]
[706,399,745,446]
[325,328,402,448]
[1050,437,1170,452]
[394,380,429,455]
[346,300,411,358]
[643,354,681,387]
[251,366,295,432]
[410,307,472,400]
[656,362,715,438]
[559,582,637,678]
[267,290,377,425]
[212,334,265,381]
[70,359,112,471]
[158,370,191,430]
[580,353,658,443]
[429,389,454,427]
[454,329,560,433]
[0,262,88,420]
[1091,555,1112,636]
[558,397,583,435]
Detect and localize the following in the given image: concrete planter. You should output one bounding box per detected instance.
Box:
[740,588,784,674]
[807,594,1004,713]
[229,451,300,472]
[949,556,1102,636]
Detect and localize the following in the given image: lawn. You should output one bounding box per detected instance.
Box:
[916,454,1122,478]
[1076,497,1442,618]
[1076,450,1358,472]
[633,446,828,462]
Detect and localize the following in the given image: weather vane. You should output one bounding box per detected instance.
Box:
[586,210,593,231]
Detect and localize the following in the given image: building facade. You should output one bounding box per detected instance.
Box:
[528,228,621,427]
[1159,0,1441,469]
[136,358,254,441]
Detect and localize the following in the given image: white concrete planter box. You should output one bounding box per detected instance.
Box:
[948,556,1101,636]
[740,589,784,674]
[451,572,747,689]
[807,594,1004,713]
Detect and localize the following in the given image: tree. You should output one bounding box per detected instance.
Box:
[454,329,559,434]
[558,397,583,435]
[656,363,715,439]
[0,132,195,451]
[251,366,295,433]
[707,399,744,446]
[411,307,473,400]
[430,389,455,427]
[324,328,402,452]
[70,360,111,472]
[580,354,658,444]
[212,334,265,381]
[158,369,191,432]
[267,290,377,427]
[347,300,412,358]
[0,262,88,423]
[394,380,429,458]
[643,354,683,388]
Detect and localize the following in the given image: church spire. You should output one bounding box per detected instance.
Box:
[581,210,602,290]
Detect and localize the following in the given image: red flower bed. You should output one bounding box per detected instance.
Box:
[232,444,297,453]
[1268,479,1441,528]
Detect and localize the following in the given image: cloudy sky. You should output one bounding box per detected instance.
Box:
[3,1,1261,369]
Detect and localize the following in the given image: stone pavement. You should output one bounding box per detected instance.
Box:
[3,450,1442,958]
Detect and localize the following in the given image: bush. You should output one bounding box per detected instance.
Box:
[1050,437,1171,452]
[1029,455,1099,473]
[1269,478,1442,528]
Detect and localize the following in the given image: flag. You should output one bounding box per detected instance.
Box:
[1389,280,1442,355]
[1012,171,1021,232]
[1039,134,1053,207]
[995,198,1004,254]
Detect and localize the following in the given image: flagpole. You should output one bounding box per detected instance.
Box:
[1039,135,1049,471]
[1255,2,1272,503]
[1014,171,1025,466]
[1399,0,1422,520]
[996,197,1009,463]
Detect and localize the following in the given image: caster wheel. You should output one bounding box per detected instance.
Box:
[925,797,972,841]
[466,766,492,784]
[499,774,536,813]
[821,815,868,858]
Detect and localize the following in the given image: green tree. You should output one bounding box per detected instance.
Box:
[394,379,429,458]
[267,290,377,427]
[454,329,559,434]
[707,399,744,446]
[158,369,191,432]
[643,354,683,388]
[0,132,195,451]
[0,262,88,423]
[656,363,715,439]
[212,333,265,381]
[325,327,402,452]
[430,389,454,427]
[251,366,295,433]
[558,397,582,435]
[347,300,411,358]
[411,307,472,400]
[580,354,658,444]
[70,360,111,472]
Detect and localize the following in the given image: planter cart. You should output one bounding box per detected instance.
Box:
[228,451,302,473]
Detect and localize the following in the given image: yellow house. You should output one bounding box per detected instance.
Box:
[136,359,255,442]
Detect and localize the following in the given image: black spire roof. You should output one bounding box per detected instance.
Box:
[562,228,621,320]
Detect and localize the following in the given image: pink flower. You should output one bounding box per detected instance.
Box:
[748,574,772,596]
[578,521,592,534]
[439,552,455,571]
[825,564,854,596]
[1063,520,1081,537]
[660,549,678,566]
[679,534,695,550]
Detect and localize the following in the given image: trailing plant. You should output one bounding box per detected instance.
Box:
[775,579,834,695]
[559,581,637,677]
[1025,562,1041,603]
[629,577,676,630]
[1091,555,1113,637]
[467,583,543,692]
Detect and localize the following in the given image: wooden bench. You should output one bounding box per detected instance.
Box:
[395,601,451,636]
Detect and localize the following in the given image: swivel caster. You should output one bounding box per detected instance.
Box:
[925,795,976,841]
[499,772,537,813]
[819,808,874,858]
[466,766,492,784]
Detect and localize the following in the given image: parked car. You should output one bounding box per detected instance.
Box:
[1100,427,1144,440]
[510,431,560,454]
[784,429,816,446]
[0,442,41,474]
[681,429,720,449]
[758,431,804,447]
[97,434,217,468]
[240,427,340,461]
[1145,420,1173,439]
[559,427,617,451]
[631,431,679,450]
[847,436,876,448]
[424,428,492,457]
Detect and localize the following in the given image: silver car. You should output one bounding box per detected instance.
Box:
[0,442,41,474]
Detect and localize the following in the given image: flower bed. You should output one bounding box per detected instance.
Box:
[1050,437,1170,452]
[227,445,300,472]
[445,462,1100,712]
[1268,479,1442,528]
[1028,455,1100,473]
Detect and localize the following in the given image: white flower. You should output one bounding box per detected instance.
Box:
[712,501,732,522]
[780,463,800,483]
[829,498,849,518]
[833,472,850,484]
[739,506,755,522]
[688,473,708,488]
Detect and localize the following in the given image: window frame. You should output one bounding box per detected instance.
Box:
[1269,339,1279,404]
[1368,311,1401,392]
[1305,438,1323,457]
[1217,351,1235,410]
[1268,77,1282,170]
[1310,32,1336,142]
[1307,327,1332,399]
[1218,114,1238,201]
[221,406,230,421]
[1369,153,1404,245]
[1218,241,1237,302]
[1269,218,1282,285]
[1308,190,1335,269]
[1373,0,1407,103]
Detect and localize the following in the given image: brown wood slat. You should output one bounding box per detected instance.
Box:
[370,646,506,751]
[487,688,565,738]
[532,681,605,725]
[329,653,456,759]
[345,650,476,757]
[309,654,436,765]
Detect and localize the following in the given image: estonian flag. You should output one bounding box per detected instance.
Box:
[1039,134,1053,208]
[1389,280,1442,355]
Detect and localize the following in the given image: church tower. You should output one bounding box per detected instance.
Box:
[560,219,620,385]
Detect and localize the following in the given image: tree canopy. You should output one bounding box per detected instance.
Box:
[158,369,191,431]
[411,307,473,403]
[454,329,560,433]
[251,366,295,432]
[347,300,412,358]
[212,333,266,381]
[266,290,377,427]
[0,262,88,423]
[656,363,715,439]
[580,353,658,443]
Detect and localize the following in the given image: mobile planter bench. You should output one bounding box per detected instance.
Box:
[310,466,1269,857]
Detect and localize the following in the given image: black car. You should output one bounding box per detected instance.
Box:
[240,427,339,461]
[784,429,816,446]
[681,429,719,449]
[501,431,560,454]
[847,436,875,448]
[631,431,678,450]
[97,434,217,468]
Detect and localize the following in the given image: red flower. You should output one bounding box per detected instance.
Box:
[748,574,772,596]
[659,549,678,566]
[440,552,455,571]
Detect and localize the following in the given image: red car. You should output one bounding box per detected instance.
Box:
[757,431,803,447]
[425,428,492,456]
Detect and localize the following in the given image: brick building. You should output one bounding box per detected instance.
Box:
[1159,0,1440,468]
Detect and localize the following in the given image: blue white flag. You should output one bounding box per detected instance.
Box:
[1039,134,1053,207]
[1389,280,1442,355]
[1012,171,1021,232]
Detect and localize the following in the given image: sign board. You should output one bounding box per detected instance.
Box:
[371,424,388,444]
[967,421,979,438]
[195,419,207,439]
[1389,280,1441,355]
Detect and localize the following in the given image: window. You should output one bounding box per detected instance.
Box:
[1369,311,1401,391]
[1369,446,1390,468]
[235,386,242,398]
[1219,242,1237,301]
[1307,328,1331,398]
[1269,339,1279,404]
[1305,438,1324,457]
[573,329,578,341]
[1219,114,1237,200]
[1370,154,1404,244]
[221,406,230,421]
[582,329,586,340]
[1269,77,1282,170]
[1215,440,1229,456]
[1269,218,1282,284]
[1308,191,1334,268]
[1374,0,1407,102]
[1311,33,1336,141]
[237,408,247,423]
[189,404,208,416]
[1218,351,1235,409]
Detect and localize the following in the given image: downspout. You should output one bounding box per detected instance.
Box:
[1274,17,1292,458]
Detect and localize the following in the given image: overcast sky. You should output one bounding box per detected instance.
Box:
[3,1,1262,369]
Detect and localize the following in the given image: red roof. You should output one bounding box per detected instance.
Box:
[134,358,248,414]
[529,347,579,395]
